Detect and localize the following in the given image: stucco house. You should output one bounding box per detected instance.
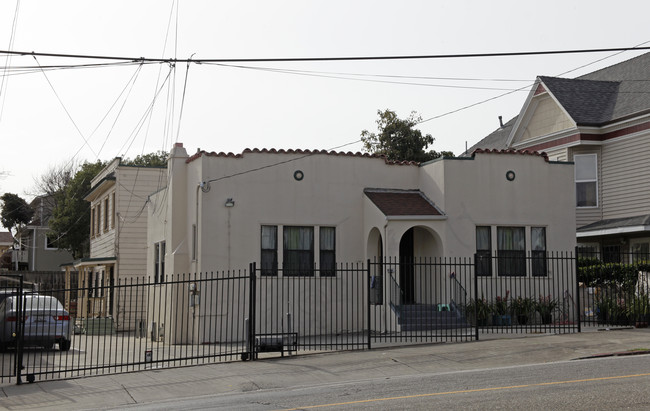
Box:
[469,52,650,262]
[146,142,575,343]
[63,158,166,330]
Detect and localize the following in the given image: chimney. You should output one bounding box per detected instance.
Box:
[498,116,504,128]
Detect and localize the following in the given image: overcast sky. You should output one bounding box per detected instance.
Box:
[1,0,649,202]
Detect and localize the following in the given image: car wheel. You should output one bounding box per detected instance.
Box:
[43,341,55,350]
[59,339,71,352]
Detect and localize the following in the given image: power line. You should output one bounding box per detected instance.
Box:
[2,46,650,64]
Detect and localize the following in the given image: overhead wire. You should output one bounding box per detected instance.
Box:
[0,0,20,124]
[208,62,526,91]
[122,0,180,229]
[203,139,364,186]
[0,61,152,77]
[93,63,145,160]
[417,40,650,125]
[33,55,97,158]
[3,45,650,63]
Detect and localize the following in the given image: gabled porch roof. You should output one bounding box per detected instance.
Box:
[364,188,445,220]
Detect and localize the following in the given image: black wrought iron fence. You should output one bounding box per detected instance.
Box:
[471,251,579,334]
[249,262,368,355]
[1,271,250,385]
[1,252,587,385]
[368,257,475,344]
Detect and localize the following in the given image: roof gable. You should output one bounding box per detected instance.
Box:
[538,76,619,126]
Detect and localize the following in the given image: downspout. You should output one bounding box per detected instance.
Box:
[383,219,389,331]
[195,184,200,272]
[31,227,36,271]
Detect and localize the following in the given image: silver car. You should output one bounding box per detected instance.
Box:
[0,295,72,351]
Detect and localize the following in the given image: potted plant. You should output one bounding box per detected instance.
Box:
[634,292,650,328]
[511,296,535,325]
[491,291,511,326]
[597,296,631,325]
[536,295,557,324]
[466,295,490,326]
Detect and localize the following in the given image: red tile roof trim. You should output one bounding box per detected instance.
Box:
[186,148,420,166]
[471,148,549,162]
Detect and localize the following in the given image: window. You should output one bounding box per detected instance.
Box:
[631,241,650,263]
[283,226,314,276]
[111,193,116,229]
[603,244,621,263]
[577,244,599,260]
[320,227,336,276]
[261,225,278,276]
[45,233,58,250]
[104,197,109,232]
[154,241,166,283]
[475,226,492,276]
[531,227,547,276]
[96,203,101,236]
[575,154,598,207]
[497,227,526,276]
[90,206,95,237]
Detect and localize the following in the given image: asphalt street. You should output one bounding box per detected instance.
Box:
[1,327,650,410]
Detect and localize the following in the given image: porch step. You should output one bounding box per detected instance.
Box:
[398,304,469,331]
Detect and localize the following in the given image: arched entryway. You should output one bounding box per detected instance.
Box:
[398,226,442,305]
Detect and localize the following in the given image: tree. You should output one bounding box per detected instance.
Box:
[48,161,105,259]
[0,193,34,237]
[29,161,76,212]
[361,109,454,162]
[122,151,168,167]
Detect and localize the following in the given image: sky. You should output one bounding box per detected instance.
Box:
[1,0,649,202]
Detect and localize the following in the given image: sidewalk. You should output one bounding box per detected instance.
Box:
[1,327,649,410]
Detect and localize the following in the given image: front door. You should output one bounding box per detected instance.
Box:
[399,228,415,304]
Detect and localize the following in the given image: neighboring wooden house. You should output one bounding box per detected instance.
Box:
[468,52,650,262]
[13,196,73,271]
[146,143,575,343]
[0,231,13,270]
[64,158,167,330]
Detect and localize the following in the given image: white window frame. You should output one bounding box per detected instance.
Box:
[44,232,58,250]
[574,153,598,208]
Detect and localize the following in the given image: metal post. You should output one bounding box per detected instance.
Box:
[474,254,479,341]
[247,262,257,360]
[366,259,372,350]
[575,247,582,333]
[16,275,24,385]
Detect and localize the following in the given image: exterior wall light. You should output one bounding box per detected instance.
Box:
[225,198,235,207]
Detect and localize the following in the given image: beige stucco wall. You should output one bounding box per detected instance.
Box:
[428,153,576,256]
[176,150,420,275]
[147,145,577,342]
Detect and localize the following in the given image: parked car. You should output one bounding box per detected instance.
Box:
[0,288,37,305]
[0,295,72,351]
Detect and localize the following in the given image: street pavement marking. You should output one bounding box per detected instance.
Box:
[281,372,650,410]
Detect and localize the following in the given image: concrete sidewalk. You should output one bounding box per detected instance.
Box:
[1,327,649,410]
